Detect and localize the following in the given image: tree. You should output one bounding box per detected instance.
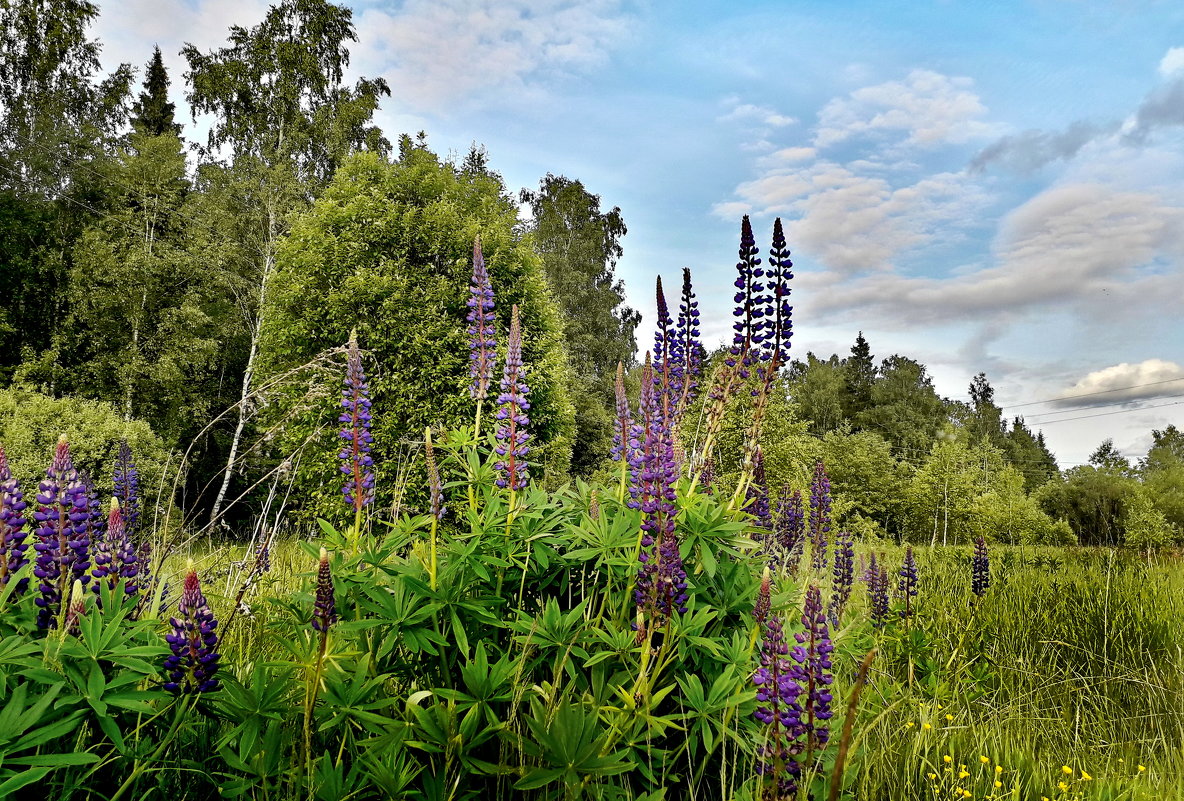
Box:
[1089,439,1132,475]
[1123,485,1174,550]
[819,427,904,537]
[1036,465,1135,546]
[181,0,391,522]
[856,355,948,457]
[259,146,576,522]
[0,0,132,381]
[906,433,1004,545]
[1004,416,1059,492]
[964,372,1005,448]
[1139,424,1184,533]
[520,174,638,474]
[131,46,180,136]
[842,332,876,419]
[787,353,847,436]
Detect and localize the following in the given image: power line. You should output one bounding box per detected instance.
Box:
[1022,400,1184,426]
[1002,376,1184,410]
[1023,391,1184,421]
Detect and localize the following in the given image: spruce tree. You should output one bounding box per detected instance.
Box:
[131,46,180,137]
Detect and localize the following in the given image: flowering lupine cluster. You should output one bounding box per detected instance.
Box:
[163,570,220,694]
[652,276,676,420]
[340,333,375,514]
[746,447,772,533]
[425,428,445,521]
[771,487,805,573]
[752,572,804,797]
[494,305,531,491]
[113,440,141,535]
[0,446,29,588]
[865,554,891,629]
[726,216,764,379]
[828,532,855,626]
[466,239,497,402]
[698,456,715,495]
[972,536,989,599]
[91,500,140,596]
[312,547,336,632]
[611,362,641,471]
[757,219,794,371]
[634,356,687,634]
[672,267,702,416]
[33,436,92,629]
[791,585,834,756]
[808,462,831,570]
[253,533,271,574]
[898,546,918,619]
[81,473,105,543]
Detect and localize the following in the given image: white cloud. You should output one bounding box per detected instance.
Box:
[810,183,1184,323]
[352,0,635,113]
[764,146,817,164]
[1159,47,1184,78]
[1052,359,1184,407]
[717,102,797,127]
[813,69,997,149]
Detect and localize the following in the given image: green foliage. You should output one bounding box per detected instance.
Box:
[0,386,169,496]
[968,465,1064,544]
[819,426,906,536]
[260,146,576,522]
[521,174,639,475]
[1122,485,1174,550]
[1036,463,1137,547]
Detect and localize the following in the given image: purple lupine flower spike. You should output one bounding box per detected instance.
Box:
[760,218,794,370]
[312,548,336,632]
[972,537,989,599]
[746,446,772,535]
[494,305,531,491]
[771,486,805,572]
[698,456,715,496]
[64,579,87,636]
[726,215,764,379]
[898,545,918,619]
[610,362,637,464]
[33,436,91,629]
[113,441,141,536]
[791,585,834,756]
[0,446,29,589]
[752,569,804,797]
[634,353,687,635]
[467,238,497,401]
[653,276,676,421]
[673,267,702,418]
[254,533,271,574]
[92,499,140,596]
[808,462,832,571]
[339,332,375,514]
[828,532,855,627]
[163,569,220,694]
[868,556,890,629]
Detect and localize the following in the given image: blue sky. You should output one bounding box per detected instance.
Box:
[95,0,1184,466]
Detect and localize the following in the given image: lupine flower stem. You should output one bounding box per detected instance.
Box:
[425,427,441,591]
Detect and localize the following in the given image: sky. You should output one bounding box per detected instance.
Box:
[91,0,1184,467]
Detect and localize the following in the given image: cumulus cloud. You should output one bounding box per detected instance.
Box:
[812,69,997,149]
[718,161,988,274]
[810,183,1184,322]
[1160,47,1184,77]
[352,0,634,113]
[1052,359,1184,407]
[1126,76,1184,143]
[717,101,797,128]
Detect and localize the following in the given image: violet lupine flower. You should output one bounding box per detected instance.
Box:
[0,446,29,588]
[611,362,640,469]
[253,534,271,574]
[113,441,141,536]
[466,238,497,401]
[971,537,989,598]
[652,276,676,421]
[772,487,806,573]
[339,333,375,514]
[698,456,715,496]
[758,218,794,372]
[91,499,140,596]
[898,546,918,619]
[828,532,855,627]
[163,570,220,694]
[868,560,890,629]
[312,547,336,632]
[808,462,831,571]
[726,215,766,379]
[424,428,445,521]
[494,305,531,491]
[746,447,772,535]
[790,585,834,756]
[33,436,91,629]
[634,354,688,632]
[752,571,805,797]
[80,472,105,544]
[672,267,702,417]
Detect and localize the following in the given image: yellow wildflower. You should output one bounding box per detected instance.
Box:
[994,781,1002,788]
[906,722,915,728]
[1138,764,1146,772]
[928,773,937,781]
[995,765,1002,774]
[946,714,954,721]
[959,769,969,779]
[923,723,932,730]
[1062,766,1073,775]
[980,755,990,764]
[944,755,953,764]
[1058,782,1069,792]
[1081,770,1092,780]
